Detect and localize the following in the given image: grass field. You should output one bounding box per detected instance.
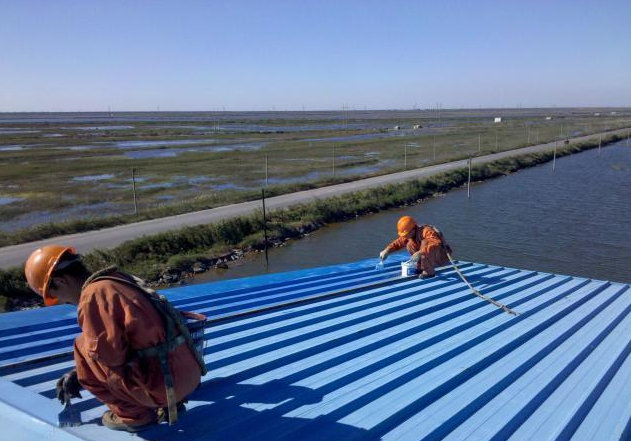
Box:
[1,131,625,311]
[1,108,630,246]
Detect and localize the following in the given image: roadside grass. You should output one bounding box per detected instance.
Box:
[1,113,628,244]
[0,132,624,311]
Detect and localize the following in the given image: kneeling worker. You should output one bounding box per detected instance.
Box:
[379,216,452,278]
[24,245,205,432]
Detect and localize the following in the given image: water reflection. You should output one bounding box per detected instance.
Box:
[72,174,115,182]
[193,141,631,285]
[0,196,23,205]
[123,142,266,158]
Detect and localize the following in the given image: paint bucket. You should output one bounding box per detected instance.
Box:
[401,260,417,277]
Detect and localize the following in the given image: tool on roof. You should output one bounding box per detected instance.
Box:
[446,252,517,316]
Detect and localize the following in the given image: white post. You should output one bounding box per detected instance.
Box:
[467,157,472,199]
[553,141,557,171]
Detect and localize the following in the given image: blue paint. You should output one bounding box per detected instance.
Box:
[1,258,631,440]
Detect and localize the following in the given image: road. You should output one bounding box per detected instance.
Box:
[0,128,627,269]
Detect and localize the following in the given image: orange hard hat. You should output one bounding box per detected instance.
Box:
[397,216,417,237]
[24,245,77,306]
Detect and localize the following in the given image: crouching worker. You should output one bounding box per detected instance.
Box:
[379,216,452,278]
[24,245,206,432]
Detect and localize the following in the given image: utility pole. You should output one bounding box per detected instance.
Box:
[404,143,407,170]
[261,189,269,267]
[131,168,138,214]
[265,154,269,186]
[467,156,472,198]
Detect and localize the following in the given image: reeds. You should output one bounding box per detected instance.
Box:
[0,134,623,311]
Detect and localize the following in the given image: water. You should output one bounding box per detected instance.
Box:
[0,129,39,134]
[72,174,115,182]
[123,142,266,158]
[0,196,23,205]
[114,139,214,148]
[193,141,631,285]
[65,125,134,131]
[2,202,124,231]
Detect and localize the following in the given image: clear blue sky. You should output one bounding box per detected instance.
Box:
[1,0,630,112]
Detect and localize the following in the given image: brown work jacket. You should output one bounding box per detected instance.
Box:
[386,225,450,274]
[73,271,201,420]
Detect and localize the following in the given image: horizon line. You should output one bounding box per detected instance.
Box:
[1,105,631,114]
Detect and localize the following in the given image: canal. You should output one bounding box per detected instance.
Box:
[193,140,631,285]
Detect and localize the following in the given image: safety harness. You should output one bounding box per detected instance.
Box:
[425,226,517,316]
[83,267,207,425]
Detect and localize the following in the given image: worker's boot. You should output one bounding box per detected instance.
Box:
[419,271,435,279]
[101,410,156,433]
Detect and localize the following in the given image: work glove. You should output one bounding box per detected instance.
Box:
[56,369,82,405]
[410,251,422,263]
[379,249,389,261]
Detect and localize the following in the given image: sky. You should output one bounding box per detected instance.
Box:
[1,0,630,112]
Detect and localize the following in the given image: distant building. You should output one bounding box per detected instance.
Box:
[594,112,601,116]
[413,124,422,129]
[494,117,502,123]
[545,116,553,120]
[392,125,401,130]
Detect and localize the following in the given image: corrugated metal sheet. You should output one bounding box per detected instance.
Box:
[1,256,630,441]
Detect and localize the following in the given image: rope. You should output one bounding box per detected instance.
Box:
[446,252,518,316]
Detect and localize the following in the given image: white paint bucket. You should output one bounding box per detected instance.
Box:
[401,260,417,277]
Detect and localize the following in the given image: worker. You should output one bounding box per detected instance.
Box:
[24,245,204,432]
[379,216,452,278]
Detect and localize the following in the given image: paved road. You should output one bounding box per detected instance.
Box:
[1,128,627,269]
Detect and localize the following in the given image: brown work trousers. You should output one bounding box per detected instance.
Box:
[74,273,201,424]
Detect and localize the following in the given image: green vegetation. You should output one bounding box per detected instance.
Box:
[1,109,630,245]
[0,132,624,311]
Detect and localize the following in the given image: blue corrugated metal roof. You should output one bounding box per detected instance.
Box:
[1,256,630,440]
